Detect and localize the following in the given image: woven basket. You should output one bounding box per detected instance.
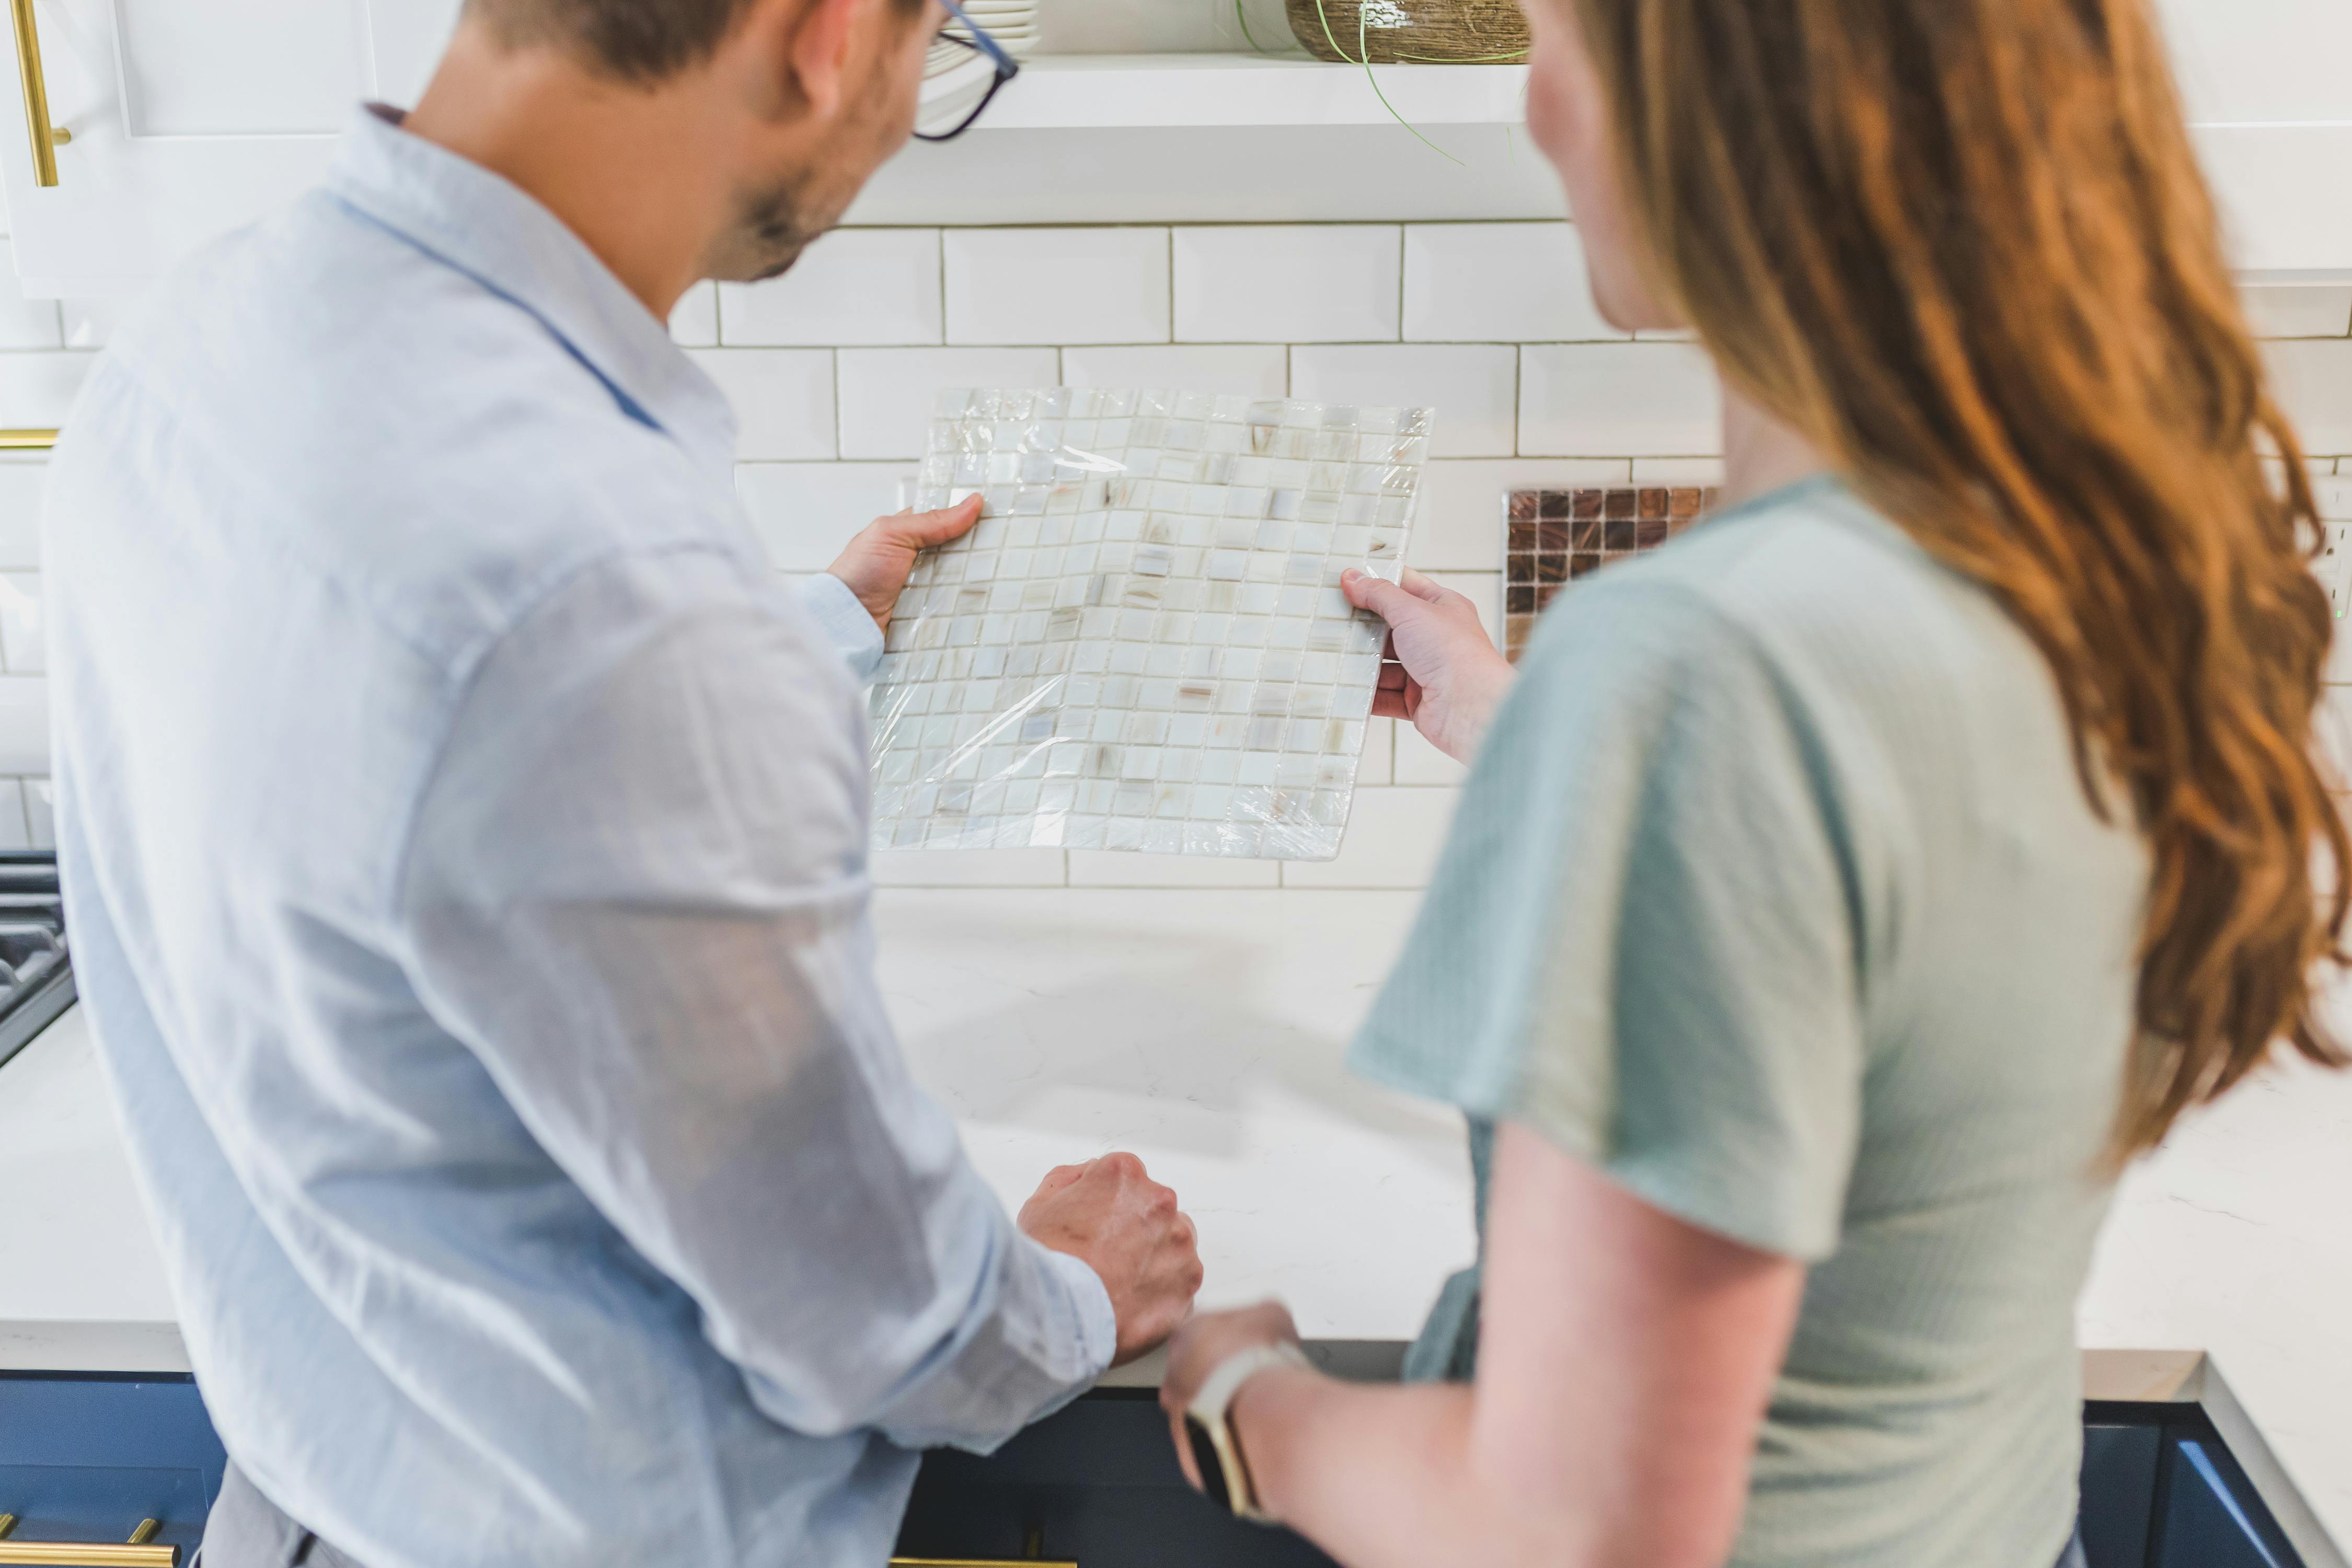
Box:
[1285,0,1529,63]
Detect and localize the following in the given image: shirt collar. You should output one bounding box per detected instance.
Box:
[325,105,738,487]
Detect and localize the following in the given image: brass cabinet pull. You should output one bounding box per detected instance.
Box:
[5,0,67,188]
[0,430,55,450]
[0,1513,180,1567]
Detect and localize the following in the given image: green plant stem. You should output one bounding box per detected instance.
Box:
[1313,0,1470,164]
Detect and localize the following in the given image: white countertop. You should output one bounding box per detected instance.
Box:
[5,887,2348,1561]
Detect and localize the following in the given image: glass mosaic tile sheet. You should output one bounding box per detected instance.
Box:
[1502,485,1718,661]
[871,388,1434,859]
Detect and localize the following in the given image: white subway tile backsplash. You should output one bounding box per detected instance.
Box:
[0,678,46,773]
[2318,475,2350,518]
[946,228,1169,345]
[1631,457,1726,486]
[1393,724,1469,786]
[1068,850,1279,887]
[1520,342,1721,457]
[1290,344,1516,457]
[23,775,50,849]
[0,572,40,673]
[2318,688,2352,786]
[0,353,92,428]
[0,243,59,351]
[1411,458,1630,571]
[686,348,835,460]
[1281,787,1458,889]
[0,779,29,850]
[2269,338,2352,456]
[1174,226,1400,344]
[871,847,1068,886]
[1427,570,1502,647]
[1359,717,1394,787]
[837,347,1059,458]
[1403,224,1621,344]
[736,463,915,572]
[669,282,719,347]
[0,464,42,569]
[2242,286,2352,340]
[1062,343,1287,399]
[723,229,943,347]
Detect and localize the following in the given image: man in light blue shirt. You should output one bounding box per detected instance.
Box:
[42,1,1204,1564]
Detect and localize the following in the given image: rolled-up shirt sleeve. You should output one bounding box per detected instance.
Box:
[394,546,1113,1452]
[795,571,885,684]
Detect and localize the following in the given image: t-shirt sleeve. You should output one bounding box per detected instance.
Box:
[1351,579,1869,1261]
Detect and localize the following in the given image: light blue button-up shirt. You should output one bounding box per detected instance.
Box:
[43,107,1114,1568]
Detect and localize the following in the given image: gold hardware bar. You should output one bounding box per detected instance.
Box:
[0,1512,179,1566]
[890,1559,1077,1567]
[5,0,65,187]
[0,429,55,450]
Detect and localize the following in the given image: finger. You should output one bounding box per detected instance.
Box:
[1031,1161,1087,1200]
[1377,662,1408,693]
[1098,1150,1148,1182]
[1167,1411,1205,1491]
[1341,569,1426,626]
[1395,567,1451,605]
[1369,689,1411,720]
[882,493,983,548]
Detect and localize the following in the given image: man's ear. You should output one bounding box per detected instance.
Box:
[772,0,864,121]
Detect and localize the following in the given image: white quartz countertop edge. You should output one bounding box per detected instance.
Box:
[6,887,2351,1563]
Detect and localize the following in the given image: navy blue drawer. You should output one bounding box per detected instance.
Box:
[0,1374,226,1563]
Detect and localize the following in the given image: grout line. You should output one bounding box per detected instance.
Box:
[1396,225,1406,344]
[1513,345,1524,457]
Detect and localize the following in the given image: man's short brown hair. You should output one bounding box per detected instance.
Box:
[466,0,920,83]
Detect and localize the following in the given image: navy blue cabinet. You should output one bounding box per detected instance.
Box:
[2081,1402,2305,1568]
[0,1369,2318,1566]
[0,1373,226,1563]
[896,1389,1337,1566]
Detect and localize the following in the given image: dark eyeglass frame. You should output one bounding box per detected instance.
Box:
[915,0,1020,143]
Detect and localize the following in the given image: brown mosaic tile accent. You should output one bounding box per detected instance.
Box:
[1504,486,1716,661]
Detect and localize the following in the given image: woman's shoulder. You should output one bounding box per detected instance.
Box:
[1525,476,2044,723]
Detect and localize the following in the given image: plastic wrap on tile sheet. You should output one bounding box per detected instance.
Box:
[869,388,1432,860]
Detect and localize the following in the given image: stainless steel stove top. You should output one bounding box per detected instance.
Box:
[0,853,73,1073]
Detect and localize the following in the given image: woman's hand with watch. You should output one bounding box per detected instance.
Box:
[1159,1301,1312,1524]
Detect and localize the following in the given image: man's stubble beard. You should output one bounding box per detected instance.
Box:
[704,174,827,284]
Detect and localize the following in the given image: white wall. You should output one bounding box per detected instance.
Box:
[0,218,2346,879]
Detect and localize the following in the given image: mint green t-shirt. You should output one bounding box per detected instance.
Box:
[1352,479,2147,1568]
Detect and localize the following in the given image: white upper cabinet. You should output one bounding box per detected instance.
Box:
[0,0,459,294]
[2152,0,2352,279]
[0,0,2344,294]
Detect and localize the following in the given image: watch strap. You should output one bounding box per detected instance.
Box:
[1185,1341,1311,1523]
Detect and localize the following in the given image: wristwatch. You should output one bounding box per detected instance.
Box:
[1181,1341,1311,1524]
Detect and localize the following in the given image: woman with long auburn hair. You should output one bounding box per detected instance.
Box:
[1157,0,2348,1564]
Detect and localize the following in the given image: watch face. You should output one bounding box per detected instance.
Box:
[1184,1414,1235,1511]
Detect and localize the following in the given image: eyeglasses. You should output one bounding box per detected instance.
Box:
[915,0,1020,142]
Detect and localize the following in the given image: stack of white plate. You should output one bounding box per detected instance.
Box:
[920,0,1034,131]
[938,0,1037,63]
[1031,0,1289,54]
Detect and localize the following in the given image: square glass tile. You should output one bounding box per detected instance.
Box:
[1502,485,1717,661]
[870,388,1434,859]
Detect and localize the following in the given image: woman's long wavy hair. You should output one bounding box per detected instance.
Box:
[1569,0,2350,1157]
